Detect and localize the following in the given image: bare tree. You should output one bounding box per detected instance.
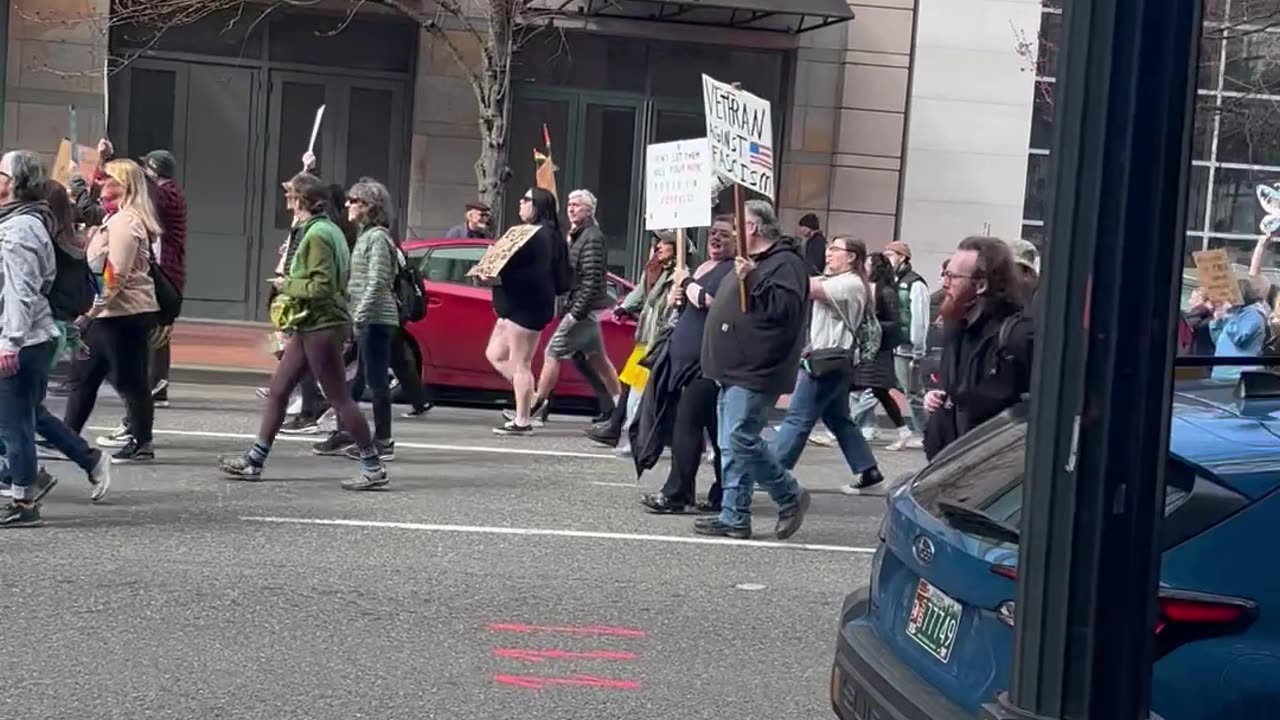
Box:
[19,0,569,208]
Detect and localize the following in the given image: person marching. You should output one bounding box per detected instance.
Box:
[483,187,560,436]
[218,172,388,490]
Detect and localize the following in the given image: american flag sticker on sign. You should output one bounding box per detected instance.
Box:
[748,142,772,171]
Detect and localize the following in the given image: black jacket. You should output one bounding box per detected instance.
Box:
[804,232,826,275]
[565,220,611,320]
[924,301,1033,460]
[701,237,811,396]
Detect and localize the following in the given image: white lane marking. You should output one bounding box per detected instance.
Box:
[86,426,616,460]
[242,516,877,554]
[587,481,637,488]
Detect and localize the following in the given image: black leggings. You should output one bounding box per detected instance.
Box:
[261,327,372,449]
[870,387,906,428]
[65,314,156,444]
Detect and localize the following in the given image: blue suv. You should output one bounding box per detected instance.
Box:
[832,379,1279,720]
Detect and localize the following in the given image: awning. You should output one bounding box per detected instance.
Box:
[550,0,856,34]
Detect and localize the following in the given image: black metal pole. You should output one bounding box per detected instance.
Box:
[980,0,1201,718]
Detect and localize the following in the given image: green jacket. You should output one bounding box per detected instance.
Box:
[349,225,400,327]
[271,215,352,332]
[621,264,675,346]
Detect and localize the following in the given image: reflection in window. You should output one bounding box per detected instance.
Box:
[1030,82,1054,150]
[1216,99,1280,167]
[424,246,487,284]
[1023,154,1052,223]
[910,422,1028,517]
[1210,167,1280,235]
[1186,165,1210,233]
[1223,32,1280,96]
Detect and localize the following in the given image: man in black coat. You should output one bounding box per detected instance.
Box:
[923,236,1034,460]
[796,213,826,275]
[694,200,813,541]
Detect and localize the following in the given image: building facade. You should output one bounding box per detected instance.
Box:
[4,0,1053,323]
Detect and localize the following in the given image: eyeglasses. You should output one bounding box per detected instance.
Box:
[942,270,982,281]
[826,243,852,253]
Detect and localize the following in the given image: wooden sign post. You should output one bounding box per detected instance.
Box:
[703,75,774,313]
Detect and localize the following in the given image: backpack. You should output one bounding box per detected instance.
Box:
[853,283,882,366]
[47,242,98,322]
[550,232,573,296]
[387,241,427,323]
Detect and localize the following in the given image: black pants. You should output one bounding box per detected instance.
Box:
[659,376,722,506]
[65,313,157,444]
[349,326,430,414]
[571,353,613,414]
[150,333,171,397]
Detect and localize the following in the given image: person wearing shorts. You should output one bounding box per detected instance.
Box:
[522,189,619,422]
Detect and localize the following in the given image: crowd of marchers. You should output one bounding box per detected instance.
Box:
[0,139,1046,536]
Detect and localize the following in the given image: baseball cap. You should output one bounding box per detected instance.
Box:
[142,150,178,180]
[1007,238,1041,274]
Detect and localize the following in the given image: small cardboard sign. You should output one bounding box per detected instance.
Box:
[467,224,541,279]
[1192,248,1244,305]
[52,139,100,188]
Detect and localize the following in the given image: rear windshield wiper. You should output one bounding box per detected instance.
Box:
[936,500,1021,544]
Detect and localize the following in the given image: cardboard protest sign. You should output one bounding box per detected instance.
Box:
[644,138,712,232]
[701,74,774,200]
[52,139,100,188]
[467,224,541,279]
[1192,248,1244,305]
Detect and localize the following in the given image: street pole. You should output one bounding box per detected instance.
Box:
[980,0,1201,718]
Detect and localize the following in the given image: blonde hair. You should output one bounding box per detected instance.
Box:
[104,159,163,239]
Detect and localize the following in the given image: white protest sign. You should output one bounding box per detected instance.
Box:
[701,74,775,200]
[644,138,713,231]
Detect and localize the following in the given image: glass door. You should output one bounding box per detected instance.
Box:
[575,98,644,276]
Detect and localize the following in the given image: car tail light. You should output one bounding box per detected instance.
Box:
[987,566,1256,657]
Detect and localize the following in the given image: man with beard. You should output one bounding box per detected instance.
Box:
[923,236,1033,460]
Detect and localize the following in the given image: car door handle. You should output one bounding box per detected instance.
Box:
[425,294,444,308]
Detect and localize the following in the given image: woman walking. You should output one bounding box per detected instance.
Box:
[482,187,559,436]
[311,178,401,460]
[851,252,911,451]
[63,159,160,464]
[770,236,885,492]
[219,172,388,490]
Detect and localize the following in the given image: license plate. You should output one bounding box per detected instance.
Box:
[905,579,962,663]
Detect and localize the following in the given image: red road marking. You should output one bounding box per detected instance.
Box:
[487,622,647,639]
[493,674,642,691]
[493,648,638,663]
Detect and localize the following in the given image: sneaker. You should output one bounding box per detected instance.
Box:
[807,431,836,448]
[31,468,58,504]
[219,453,263,480]
[692,516,751,539]
[886,427,916,451]
[111,439,154,465]
[861,426,879,443]
[840,467,886,496]
[88,451,112,502]
[502,399,548,427]
[280,415,321,436]
[775,489,812,540]
[402,403,434,419]
[344,440,395,462]
[312,431,355,456]
[492,420,533,436]
[0,502,43,528]
[96,423,132,449]
[341,466,389,491]
[584,425,620,448]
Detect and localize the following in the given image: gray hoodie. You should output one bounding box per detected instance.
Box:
[0,209,58,354]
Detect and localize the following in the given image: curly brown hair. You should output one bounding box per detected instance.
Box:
[957,235,1024,309]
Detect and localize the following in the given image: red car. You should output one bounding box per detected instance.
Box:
[400,237,636,409]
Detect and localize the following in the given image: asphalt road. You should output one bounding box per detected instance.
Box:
[9,383,927,720]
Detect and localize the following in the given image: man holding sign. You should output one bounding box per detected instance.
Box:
[694,199,812,540]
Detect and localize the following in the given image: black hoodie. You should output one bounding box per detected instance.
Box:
[701,236,811,396]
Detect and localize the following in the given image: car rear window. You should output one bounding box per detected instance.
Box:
[910,416,1196,534]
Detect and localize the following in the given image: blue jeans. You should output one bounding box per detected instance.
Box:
[717,384,803,530]
[0,342,56,500]
[356,323,394,441]
[772,371,878,475]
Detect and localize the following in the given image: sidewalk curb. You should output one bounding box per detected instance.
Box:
[171,365,272,387]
